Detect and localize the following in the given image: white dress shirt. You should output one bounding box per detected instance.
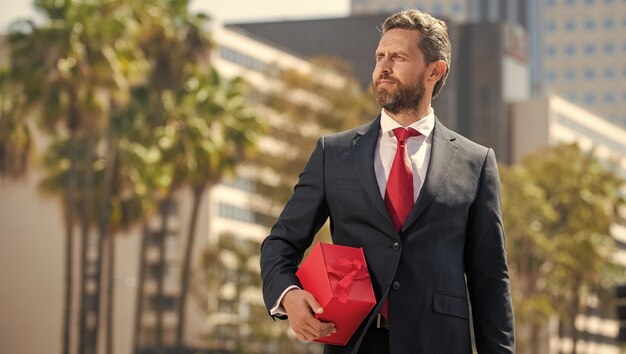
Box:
[374,108,434,202]
[270,108,435,316]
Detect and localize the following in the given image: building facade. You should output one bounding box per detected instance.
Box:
[511,95,626,353]
[350,0,626,127]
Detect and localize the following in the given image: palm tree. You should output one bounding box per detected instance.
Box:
[165,69,263,352]
[0,67,32,181]
[8,4,91,352]
[8,1,147,353]
[126,2,214,351]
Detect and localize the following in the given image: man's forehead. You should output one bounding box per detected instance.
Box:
[376,29,420,51]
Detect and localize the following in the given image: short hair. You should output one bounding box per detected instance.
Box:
[382,9,451,98]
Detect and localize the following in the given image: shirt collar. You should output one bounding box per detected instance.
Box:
[380,107,435,138]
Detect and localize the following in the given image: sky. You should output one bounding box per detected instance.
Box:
[0,0,350,33]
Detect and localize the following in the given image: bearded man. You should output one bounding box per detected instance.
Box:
[260,9,515,354]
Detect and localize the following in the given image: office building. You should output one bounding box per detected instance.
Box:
[511,95,626,353]
[350,0,626,127]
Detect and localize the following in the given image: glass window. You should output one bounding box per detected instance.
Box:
[604,92,615,103]
[218,203,255,223]
[565,19,577,31]
[565,0,576,5]
[545,45,557,55]
[584,94,596,104]
[604,18,615,29]
[546,21,556,31]
[546,0,556,5]
[219,46,266,73]
[584,43,596,54]
[546,70,557,81]
[566,93,577,102]
[584,0,595,3]
[451,3,463,13]
[604,43,615,53]
[564,44,577,55]
[604,0,614,3]
[565,69,577,80]
[585,68,596,79]
[604,68,615,79]
[584,19,596,29]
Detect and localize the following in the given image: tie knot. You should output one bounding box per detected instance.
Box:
[392,127,421,143]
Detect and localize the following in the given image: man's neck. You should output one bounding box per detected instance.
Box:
[384,103,431,127]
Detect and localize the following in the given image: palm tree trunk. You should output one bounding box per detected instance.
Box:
[570,289,581,354]
[62,92,82,354]
[133,221,149,354]
[530,323,542,354]
[155,197,171,353]
[105,231,116,354]
[96,127,116,354]
[62,135,79,354]
[174,186,205,351]
[78,115,98,354]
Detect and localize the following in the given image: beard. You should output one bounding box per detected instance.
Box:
[371,73,425,114]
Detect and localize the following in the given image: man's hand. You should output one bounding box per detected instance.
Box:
[282,288,336,341]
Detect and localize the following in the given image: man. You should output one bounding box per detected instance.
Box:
[260,9,515,354]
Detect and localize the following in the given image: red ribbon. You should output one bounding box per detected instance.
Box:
[327,258,370,303]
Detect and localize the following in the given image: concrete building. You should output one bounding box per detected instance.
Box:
[350,0,626,128]
[539,1,626,126]
[511,94,626,353]
[351,0,532,26]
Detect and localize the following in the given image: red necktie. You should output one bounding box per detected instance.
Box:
[381,127,421,319]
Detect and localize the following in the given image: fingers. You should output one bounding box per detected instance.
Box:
[292,318,336,341]
[303,292,323,315]
[283,289,336,341]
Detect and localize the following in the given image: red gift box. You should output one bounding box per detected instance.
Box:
[296,242,376,346]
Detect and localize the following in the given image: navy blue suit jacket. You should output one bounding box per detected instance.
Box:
[260,116,515,354]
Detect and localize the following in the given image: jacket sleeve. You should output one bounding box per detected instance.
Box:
[259,137,330,319]
[464,148,516,353]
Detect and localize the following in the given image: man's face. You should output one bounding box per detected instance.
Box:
[371,29,428,114]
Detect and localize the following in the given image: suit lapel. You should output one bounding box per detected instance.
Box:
[402,117,459,232]
[352,116,399,237]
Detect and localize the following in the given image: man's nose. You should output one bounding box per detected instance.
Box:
[377,58,392,74]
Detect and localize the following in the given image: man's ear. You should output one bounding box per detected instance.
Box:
[427,60,447,83]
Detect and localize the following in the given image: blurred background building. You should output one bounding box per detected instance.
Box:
[351,0,626,127]
[511,95,626,353]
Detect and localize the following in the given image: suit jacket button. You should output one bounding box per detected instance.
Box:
[392,242,400,251]
[392,281,400,290]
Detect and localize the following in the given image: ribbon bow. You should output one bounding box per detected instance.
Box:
[327,258,370,303]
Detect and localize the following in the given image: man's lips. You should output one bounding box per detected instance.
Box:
[376,75,398,85]
[376,79,397,86]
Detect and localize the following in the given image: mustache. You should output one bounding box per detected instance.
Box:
[375,74,399,85]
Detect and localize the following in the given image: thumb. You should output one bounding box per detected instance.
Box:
[304,292,324,314]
